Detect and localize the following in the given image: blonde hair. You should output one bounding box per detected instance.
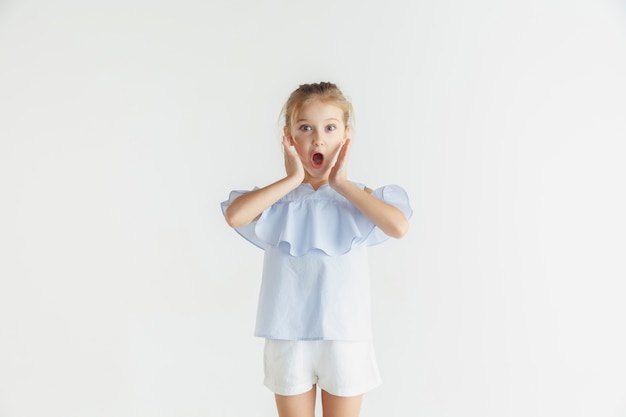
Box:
[281,82,353,129]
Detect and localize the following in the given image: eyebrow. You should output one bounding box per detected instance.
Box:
[296,118,341,123]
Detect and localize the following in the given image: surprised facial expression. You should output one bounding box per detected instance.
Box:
[286,100,349,183]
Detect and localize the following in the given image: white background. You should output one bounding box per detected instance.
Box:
[1,0,626,416]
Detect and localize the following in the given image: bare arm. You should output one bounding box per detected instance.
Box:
[336,182,409,238]
[329,139,409,239]
[224,176,301,228]
[224,137,304,228]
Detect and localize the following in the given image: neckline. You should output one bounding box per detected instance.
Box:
[301,182,331,192]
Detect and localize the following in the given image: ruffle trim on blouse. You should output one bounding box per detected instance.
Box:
[221,188,266,250]
[221,183,412,256]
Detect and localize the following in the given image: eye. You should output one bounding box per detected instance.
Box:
[299,125,312,131]
[326,125,336,131]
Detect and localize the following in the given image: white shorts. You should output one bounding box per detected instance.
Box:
[263,339,382,397]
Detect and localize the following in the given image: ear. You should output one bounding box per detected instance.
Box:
[344,125,352,142]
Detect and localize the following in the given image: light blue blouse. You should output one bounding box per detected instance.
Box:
[221,183,412,341]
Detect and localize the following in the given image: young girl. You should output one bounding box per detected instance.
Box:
[221,82,412,417]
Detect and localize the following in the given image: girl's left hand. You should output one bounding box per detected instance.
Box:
[329,138,352,191]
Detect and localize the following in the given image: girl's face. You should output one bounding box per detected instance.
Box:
[285,99,349,184]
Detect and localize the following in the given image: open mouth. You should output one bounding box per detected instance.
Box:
[311,153,324,168]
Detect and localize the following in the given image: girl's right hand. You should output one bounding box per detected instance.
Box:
[224,137,305,229]
[282,136,305,184]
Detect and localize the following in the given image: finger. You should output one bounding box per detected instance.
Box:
[342,138,352,156]
[337,138,352,165]
[282,136,296,157]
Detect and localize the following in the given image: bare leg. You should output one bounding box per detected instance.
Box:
[321,390,363,417]
[274,385,316,417]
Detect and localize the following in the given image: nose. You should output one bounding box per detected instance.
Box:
[312,131,324,147]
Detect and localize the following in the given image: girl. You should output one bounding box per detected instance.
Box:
[221,82,412,417]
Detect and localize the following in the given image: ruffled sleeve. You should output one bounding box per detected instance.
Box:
[221,184,412,256]
[220,188,266,250]
[365,184,413,246]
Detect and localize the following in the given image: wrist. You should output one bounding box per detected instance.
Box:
[331,178,355,196]
[283,174,303,189]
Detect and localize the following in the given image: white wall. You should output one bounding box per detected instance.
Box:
[1,0,625,416]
